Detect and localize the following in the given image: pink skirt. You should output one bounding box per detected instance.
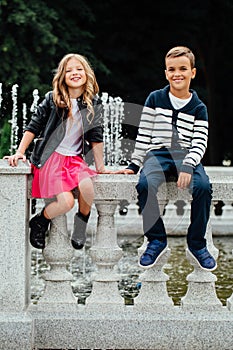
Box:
[31,152,97,198]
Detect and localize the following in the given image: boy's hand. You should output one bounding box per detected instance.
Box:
[177,172,191,189]
[112,169,135,174]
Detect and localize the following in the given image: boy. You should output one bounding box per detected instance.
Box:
[115,46,216,271]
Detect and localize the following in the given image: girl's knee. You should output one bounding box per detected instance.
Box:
[79,178,94,194]
[67,196,75,210]
[78,179,95,207]
[57,192,75,212]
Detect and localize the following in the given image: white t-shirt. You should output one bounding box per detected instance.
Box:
[56,99,83,156]
[169,92,192,110]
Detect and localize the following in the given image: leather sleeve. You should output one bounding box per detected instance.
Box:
[24,92,52,137]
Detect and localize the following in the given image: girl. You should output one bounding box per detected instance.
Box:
[5,53,108,250]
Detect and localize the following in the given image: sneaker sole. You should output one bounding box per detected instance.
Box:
[188,249,217,272]
[138,245,168,269]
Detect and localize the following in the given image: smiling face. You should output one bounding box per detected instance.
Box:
[65,57,87,98]
[165,55,196,99]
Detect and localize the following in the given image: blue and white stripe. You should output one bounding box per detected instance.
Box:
[131,85,208,172]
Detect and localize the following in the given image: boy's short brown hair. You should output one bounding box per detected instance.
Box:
[165,46,195,69]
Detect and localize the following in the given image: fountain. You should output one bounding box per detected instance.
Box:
[8,84,19,154]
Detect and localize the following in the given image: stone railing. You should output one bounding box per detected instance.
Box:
[0,159,233,350]
[66,166,233,238]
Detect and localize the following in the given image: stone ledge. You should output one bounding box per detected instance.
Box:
[0,313,33,350]
[0,159,31,174]
[30,307,233,350]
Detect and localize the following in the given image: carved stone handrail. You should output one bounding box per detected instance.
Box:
[0,159,233,350]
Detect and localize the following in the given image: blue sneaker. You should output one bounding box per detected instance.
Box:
[139,239,168,269]
[188,247,217,271]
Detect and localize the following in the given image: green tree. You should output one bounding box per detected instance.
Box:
[0,119,11,158]
[0,0,58,97]
[0,0,109,155]
[0,0,109,98]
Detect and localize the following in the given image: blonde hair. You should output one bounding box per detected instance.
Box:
[52,53,99,123]
[165,46,195,69]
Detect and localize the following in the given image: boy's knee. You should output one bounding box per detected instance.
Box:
[136,175,159,194]
[194,179,212,196]
[136,177,148,194]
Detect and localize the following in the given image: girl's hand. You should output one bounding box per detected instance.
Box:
[96,167,133,174]
[111,169,135,174]
[3,152,26,167]
[96,168,113,174]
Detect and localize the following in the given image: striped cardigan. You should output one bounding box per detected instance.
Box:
[128,85,208,174]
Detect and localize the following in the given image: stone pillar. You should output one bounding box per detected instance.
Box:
[0,160,31,311]
[0,159,33,349]
[34,202,77,312]
[85,200,125,310]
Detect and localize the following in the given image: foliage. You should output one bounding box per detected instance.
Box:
[0,119,11,158]
[0,0,109,99]
[0,0,58,97]
[0,0,110,157]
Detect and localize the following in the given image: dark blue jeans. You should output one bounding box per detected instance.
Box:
[136,149,212,250]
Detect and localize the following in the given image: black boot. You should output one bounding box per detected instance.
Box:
[29,208,51,249]
[71,211,90,249]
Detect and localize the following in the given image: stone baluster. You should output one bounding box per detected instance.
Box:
[134,247,173,311]
[163,199,178,231]
[181,200,191,231]
[221,200,233,219]
[163,199,191,235]
[181,205,222,311]
[33,199,77,312]
[226,249,233,311]
[220,200,233,235]
[134,198,174,311]
[211,199,233,235]
[85,200,125,310]
[116,201,143,238]
[85,174,137,310]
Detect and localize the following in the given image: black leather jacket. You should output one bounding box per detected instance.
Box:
[25,91,104,168]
